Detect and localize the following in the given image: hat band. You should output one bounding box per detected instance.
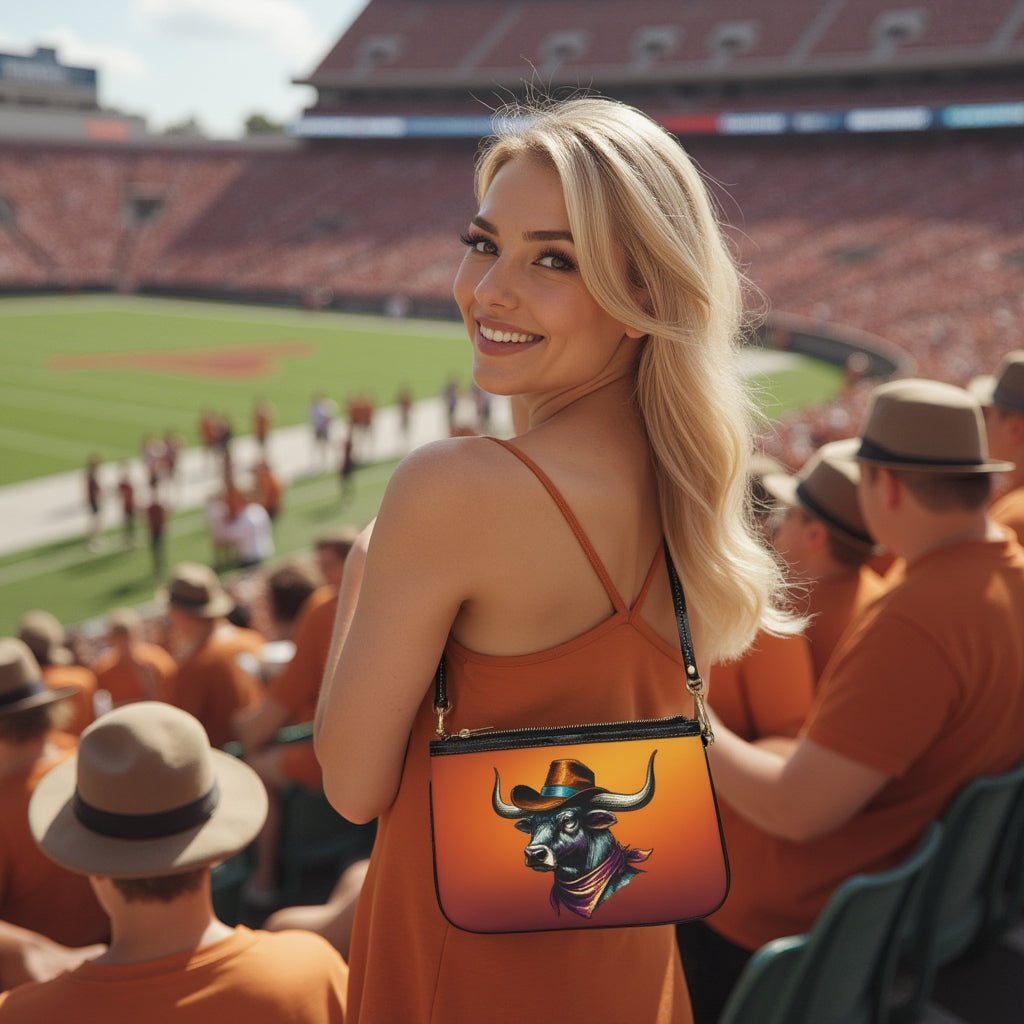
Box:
[0,681,46,707]
[993,386,1024,417]
[541,785,579,798]
[169,590,215,611]
[857,437,984,468]
[73,781,221,840]
[795,482,874,548]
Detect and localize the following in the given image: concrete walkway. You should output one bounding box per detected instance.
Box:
[0,347,804,559]
[0,395,511,558]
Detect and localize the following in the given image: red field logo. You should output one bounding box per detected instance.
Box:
[50,340,315,379]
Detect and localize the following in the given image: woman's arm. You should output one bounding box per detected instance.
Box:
[314,443,475,824]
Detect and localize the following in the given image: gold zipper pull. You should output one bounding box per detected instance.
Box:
[457,726,495,739]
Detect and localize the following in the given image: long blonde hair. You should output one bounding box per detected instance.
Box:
[476,96,796,661]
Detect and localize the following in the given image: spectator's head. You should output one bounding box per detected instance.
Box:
[18,610,73,667]
[765,439,878,576]
[267,560,319,633]
[28,701,267,883]
[971,351,1024,465]
[315,528,359,588]
[0,637,76,744]
[105,608,142,654]
[158,562,235,638]
[851,379,1011,551]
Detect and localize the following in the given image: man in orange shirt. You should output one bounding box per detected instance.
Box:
[0,701,348,1022]
[972,349,1024,540]
[234,530,357,782]
[707,455,815,742]
[18,611,97,736]
[764,438,889,683]
[0,639,108,990]
[233,531,359,904]
[91,608,177,708]
[679,380,1024,1023]
[160,563,263,749]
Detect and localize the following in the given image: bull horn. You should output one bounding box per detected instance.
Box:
[590,751,657,812]
[492,768,524,818]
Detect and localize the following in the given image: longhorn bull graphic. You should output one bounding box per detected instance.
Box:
[492,752,656,918]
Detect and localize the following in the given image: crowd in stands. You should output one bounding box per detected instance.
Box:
[2,350,1023,1020]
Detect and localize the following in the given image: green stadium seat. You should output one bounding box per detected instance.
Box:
[721,823,942,1024]
[277,783,377,903]
[886,762,1024,1024]
[981,766,1024,941]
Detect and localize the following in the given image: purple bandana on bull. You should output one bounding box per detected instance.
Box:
[492,752,657,919]
[550,843,653,918]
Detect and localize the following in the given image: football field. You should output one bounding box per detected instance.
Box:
[0,295,843,630]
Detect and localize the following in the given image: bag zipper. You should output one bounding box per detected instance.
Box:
[431,714,703,753]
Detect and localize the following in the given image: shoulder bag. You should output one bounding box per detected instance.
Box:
[428,544,730,933]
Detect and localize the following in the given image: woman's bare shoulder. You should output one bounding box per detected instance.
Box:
[379,436,526,529]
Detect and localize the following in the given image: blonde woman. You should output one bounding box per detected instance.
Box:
[315,96,795,1023]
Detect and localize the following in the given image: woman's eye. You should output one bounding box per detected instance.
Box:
[537,251,576,272]
[460,233,497,255]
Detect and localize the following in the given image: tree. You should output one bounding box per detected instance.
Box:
[245,113,283,135]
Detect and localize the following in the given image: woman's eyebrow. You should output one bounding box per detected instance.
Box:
[471,216,573,244]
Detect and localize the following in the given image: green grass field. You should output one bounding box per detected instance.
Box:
[0,294,471,482]
[0,295,843,631]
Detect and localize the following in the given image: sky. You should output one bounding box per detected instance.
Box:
[1,0,372,138]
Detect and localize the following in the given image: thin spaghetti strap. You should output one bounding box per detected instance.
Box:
[486,437,626,611]
[630,544,665,616]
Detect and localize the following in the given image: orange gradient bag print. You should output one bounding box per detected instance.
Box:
[429,719,729,933]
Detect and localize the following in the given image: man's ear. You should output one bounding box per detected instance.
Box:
[803,518,829,553]
[1008,412,1024,443]
[879,467,902,510]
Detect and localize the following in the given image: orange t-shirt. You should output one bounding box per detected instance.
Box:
[709,630,814,740]
[167,628,264,748]
[92,642,177,706]
[0,735,109,947]
[345,441,693,1024]
[266,587,336,723]
[802,565,889,683]
[264,587,336,788]
[42,664,97,736]
[709,537,1024,951]
[0,926,347,1022]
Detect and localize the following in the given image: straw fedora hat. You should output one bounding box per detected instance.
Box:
[853,379,1013,474]
[762,439,878,553]
[29,702,267,878]
[18,610,73,666]
[0,638,78,716]
[157,562,235,619]
[969,351,1024,416]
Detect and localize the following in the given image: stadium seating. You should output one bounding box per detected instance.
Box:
[886,761,1024,1024]
[719,823,942,1024]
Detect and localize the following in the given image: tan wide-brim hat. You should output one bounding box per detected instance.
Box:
[852,378,1013,474]
[977,350,1024,416]
[29,702,267,878]
[763,439,878,553]
[156,562,235,619]
[18,610,73,666]
[0,638,78,716]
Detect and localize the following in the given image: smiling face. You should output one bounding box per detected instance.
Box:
[453,155,643,412]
